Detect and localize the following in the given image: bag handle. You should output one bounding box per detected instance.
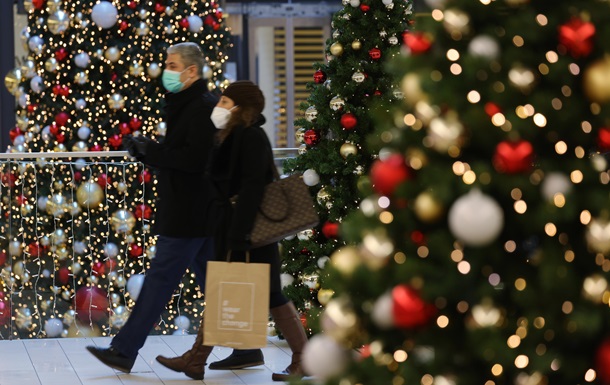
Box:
[226,250,251,263]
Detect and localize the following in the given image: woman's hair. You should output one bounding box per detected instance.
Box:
[167,42,204,75]
[216,105,260,142]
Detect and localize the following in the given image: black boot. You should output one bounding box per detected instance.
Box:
[86,346,135,373]
[208,349,264,370]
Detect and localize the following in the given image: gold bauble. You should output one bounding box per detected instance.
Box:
[111,209,136,234]
[46,194,67,217]
[330,42,344,56]
[316,187,331,204]
[72,141,88,151]
[108,93,125,110]
[427,113,464,153]
[442,8,471,36]
[21,60,36,78]
[413,192,444,223]
[329,96,345,111]
[129,62,144,76]
[295,128,306,144]
[330,246,361,276]
[47,0,62,13]
[45,57,58,72]
[320,297,359,346]
[351,40,362,50]
[317,289,334,306]
[4,68,22,95]
[340,142,358,159]
[48,10,70,35]
[401,73,426,106]
[405,147,429,170]
[16,115,29,130]
[23,0,34,12]
[586,218,610,254]
[76,181,104,208]
[74,71,88,85]
[583,56,610,104]
[136,21,150,36]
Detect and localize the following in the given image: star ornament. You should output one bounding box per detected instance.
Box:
[558,18,596,58]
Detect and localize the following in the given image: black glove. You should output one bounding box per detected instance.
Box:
[131,135,150,156]
[122,135,138,157]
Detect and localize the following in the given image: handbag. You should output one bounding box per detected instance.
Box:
[249,168,320,248]
[203,251,270,349]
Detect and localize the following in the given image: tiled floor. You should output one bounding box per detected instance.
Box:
[0,335,297,385]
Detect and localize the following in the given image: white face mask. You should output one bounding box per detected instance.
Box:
[211,106,236,129]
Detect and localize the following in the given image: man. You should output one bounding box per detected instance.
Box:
[86,42,263,378]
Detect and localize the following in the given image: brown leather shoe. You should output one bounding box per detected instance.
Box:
[155,318,213,380]
[270,302,308,381]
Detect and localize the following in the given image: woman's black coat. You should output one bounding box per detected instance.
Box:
[139,79,218,238]
[207,117,275,254]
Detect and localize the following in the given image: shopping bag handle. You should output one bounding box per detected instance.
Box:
[226,250,251,263]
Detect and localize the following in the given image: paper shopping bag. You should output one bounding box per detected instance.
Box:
[203,260,270,349]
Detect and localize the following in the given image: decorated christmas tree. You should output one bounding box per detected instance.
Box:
[300,0,610,383]
[280,0,414,332]
[1,0,229,339]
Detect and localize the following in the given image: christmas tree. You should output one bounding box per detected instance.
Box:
[1,0,229,339]
[301,0,610,384]
[280,0,414,332]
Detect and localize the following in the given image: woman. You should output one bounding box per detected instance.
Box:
[157,81,308,381]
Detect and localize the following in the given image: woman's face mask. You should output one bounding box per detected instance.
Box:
[162,67,190,93]
[211,106,236,129]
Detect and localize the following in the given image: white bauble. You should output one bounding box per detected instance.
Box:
[74,52,90,68]
[77,125,91,140]
[317,256,330,269]
[75,98,87,110]
[302,334,349,380]
[91,1,118,29]
[541,172,572,201]
[13,135,25,146]
[28,36,44,54]
[30,75,44,93]
[18,93,28,108]
[202,65,212,79]
[37,196,48,211]
[103,242,119,258]
[448,189,504,247]
[74,241,87,254]
[371,291,393,329]
[9,240,22,256]
[44,318,64,337]
[382,0,393,4]
[127,274,145,300]
[280,273,295,288]
[303,169,320,186]
[41,125,52,142]
[349,0,360,6]
[187,15,203,32]
[174,315,191,330]
[468,35,500,61]
[74,158,87,170]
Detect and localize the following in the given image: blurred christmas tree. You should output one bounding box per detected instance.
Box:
[300,0,610,384]
[280,0,414,332]
[1,0,230,339]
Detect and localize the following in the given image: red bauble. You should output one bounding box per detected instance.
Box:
[597,127,610,151]
[0,298,10,327]
[55,48,68,61]
[16,194,27,205]
[119,122,131,135]
[97,173,111,187]
[60,85,70,97]
[119,20,129,32]
[57,267,70,284]
[340,113,358,130]
[484,102,501,117]
[32,0,44,9]
[111,73,118,82]
[492,140,534,174]
[52,84,62,95]
[74,286,108,322]
[368,48,381,60]
[154,2,165,13]
[215,11,223,20]
[403,31,432,54]
[596,339,610,385]
[55,132,66,143]
[49,123,59,135]
[129,117,143,130]
[411,231,425,245]
[138,169,152,184]
[322,221,339,238]
[134,203,153,219]
[392,285,436,328]
[558,18,595,58]
[129,243,143,258]
[9,127,23,142]
[304,129,320,146]
[204,15,215,25]
[108,134,122,148]
[74,171,82,182]
[126,1,137,10]
[299,313,307,328]
[212,22,220,31]
[374,90,382,96]
[370,154,410,196]
[90,144,103,152]
[55,112,70,127]
[92,261,106,276]
[179,18,190,29]
[0,251,6,267]
[27,242,42,257]
[26,104,37,113]
[313,70,327,84]
[1,173,16,188]
[105,258,117,272]
[360,4,370,12]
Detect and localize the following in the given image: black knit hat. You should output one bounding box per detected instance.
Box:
[222,80,265,115]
